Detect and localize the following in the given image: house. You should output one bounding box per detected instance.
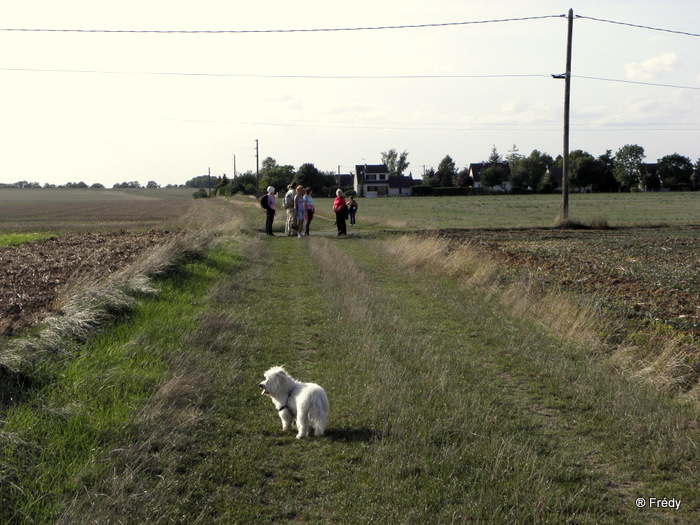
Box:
[355,164,420,197]
[469,163,512,192]
[355,164,389,197]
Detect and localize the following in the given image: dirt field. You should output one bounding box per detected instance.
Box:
[439,225,700,338]
[0,231,180,336]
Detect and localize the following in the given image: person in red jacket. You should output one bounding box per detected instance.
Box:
[333,189,347,236]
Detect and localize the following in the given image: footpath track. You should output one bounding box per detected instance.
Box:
[214,231,699,523]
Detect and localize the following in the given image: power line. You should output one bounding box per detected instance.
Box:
[3,67,699,91]
[2,14,697,38]
[573,75,700,91]
[576,15,700,37]
[0,15,564,34]
[0,67,551,80]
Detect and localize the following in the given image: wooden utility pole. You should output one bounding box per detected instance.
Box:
[561,8,574,221]
[255,139,260,196]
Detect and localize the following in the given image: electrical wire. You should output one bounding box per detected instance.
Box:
[3,67,698,91]
[0,15,564,34]
[576,15,700,37]
[0,67,551,80]
[573,75,700,91]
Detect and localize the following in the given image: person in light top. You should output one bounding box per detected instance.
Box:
[294,184,306,237]
[303,187,315,235]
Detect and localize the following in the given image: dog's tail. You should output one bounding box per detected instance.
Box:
[308,390,329,436]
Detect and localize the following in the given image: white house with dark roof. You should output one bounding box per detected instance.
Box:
[355,164,419,197]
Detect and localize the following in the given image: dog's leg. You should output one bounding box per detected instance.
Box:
[313,419,325,437]
[296,410,309,439]
[279,410,293,432]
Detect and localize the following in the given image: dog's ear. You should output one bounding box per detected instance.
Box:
[277,370,294,391]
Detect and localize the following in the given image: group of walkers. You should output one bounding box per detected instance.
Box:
[260,182,358,237]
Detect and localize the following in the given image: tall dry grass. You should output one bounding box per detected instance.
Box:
[385,234,608,350]
[0,200,246,377]
[383,233,700,398]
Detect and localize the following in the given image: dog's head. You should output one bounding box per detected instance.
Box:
[259,366,292,396]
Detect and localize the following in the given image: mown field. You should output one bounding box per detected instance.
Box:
[0,190,699,523]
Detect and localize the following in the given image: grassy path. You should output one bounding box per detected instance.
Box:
[3,216,699,523]
[231,231,698,523]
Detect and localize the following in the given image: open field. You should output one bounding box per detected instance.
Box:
[1,192,700,522]
[0,188,195,232]
[310,192,700,230]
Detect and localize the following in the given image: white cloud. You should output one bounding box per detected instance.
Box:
[625,52,678,81]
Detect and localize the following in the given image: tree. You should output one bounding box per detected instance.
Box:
[596,150,618,192]
[296,163,325,194]
[436,155,457,186]
[214,175,229,195]
[519,150,553,191]
[381,149,410,177]
[480,165,505,189]
[185,175,219,189]
[568,150,601,190]
[146,181,160,189]
[456,168,473,187]
[231,172,258,195]
[614,144,646,191]
[506,145,525,191]
[113,181,143,189]
[478,146,507,190]
[487,145,503,165]
[422,167,440,187]
[259,157,295,194]
[658,153,694,189]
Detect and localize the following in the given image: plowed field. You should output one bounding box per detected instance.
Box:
[0,231,180,335]
[439,225,700,337]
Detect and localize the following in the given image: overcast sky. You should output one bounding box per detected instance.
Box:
[1,0,699,187]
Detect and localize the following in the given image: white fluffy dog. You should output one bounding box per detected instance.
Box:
[259,366,329,439]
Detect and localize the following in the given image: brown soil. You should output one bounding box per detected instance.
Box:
[0,231,180,336]
[436,225,700,337]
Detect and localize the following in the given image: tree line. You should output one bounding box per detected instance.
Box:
[203,158,351,199]
[197,143,698,199]
[0,180,172,190]
[4,143,696,195]
[420,145,699,193]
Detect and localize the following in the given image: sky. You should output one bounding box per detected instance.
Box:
[1,0,699,187]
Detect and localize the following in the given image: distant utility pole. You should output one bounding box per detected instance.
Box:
[233,154,237,178]
[561,8,574,221]
[255,139,260,196]
[208,167,211,198]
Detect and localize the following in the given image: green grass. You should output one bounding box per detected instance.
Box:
[0,233,51,246]
[2,197,700,523]
[308,192,700,230]
[1,243,242,523]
